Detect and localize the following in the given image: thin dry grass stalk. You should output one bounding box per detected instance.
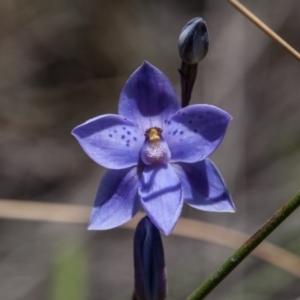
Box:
[0,199,300,278]
[228,0,300,61]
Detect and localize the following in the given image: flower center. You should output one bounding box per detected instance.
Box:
[144,127,162,143]
[141,127,170,165]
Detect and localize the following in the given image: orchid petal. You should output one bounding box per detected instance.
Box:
[139,164,183,235]
[173,159,235,212]
[72,114,143,169]
[164,104,232,163]
[119,61,180,131]
[89,167,140,230]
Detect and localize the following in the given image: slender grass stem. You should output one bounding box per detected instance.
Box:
[186,190,300,300]
[228,0,300,61]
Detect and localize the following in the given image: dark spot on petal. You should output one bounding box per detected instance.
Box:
[189,120,193,124]
[133,137,137,141]
[126,144,130,147]
[198,115,203,119]
[167,121,171,124]
[180,131,184,135]
[126,140,130,143]
[127,131,131,135]
[173,130,178,135]
[194,129,198,132]
[121,135,125,139]
[164,119,168,124]
[114,130,117,133]
[109,134,112,138]
[123,127,126,130]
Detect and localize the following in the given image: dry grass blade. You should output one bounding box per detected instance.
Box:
[0,199,300,278]
[228,0,300,61]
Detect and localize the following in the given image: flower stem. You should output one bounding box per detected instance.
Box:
[186,189,300,300]
[179,61,198,107]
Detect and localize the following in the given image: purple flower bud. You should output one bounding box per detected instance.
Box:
[178,17,209,64]
[133,217,167,300]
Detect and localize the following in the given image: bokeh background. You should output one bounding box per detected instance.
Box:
[0,0,300,299]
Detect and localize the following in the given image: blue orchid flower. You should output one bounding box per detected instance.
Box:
[72,62,235,235]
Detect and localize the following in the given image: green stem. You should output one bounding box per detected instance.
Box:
[186,189,300,300]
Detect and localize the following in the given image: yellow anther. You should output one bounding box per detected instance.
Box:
[149,128,161,143]
[144,127,163,143]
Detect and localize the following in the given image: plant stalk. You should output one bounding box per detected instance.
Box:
[186,190,300,300]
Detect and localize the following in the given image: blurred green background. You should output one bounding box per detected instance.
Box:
[0,0,300,299]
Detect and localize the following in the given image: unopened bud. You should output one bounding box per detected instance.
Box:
[133,217,167,300]
[178,17,209,64]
